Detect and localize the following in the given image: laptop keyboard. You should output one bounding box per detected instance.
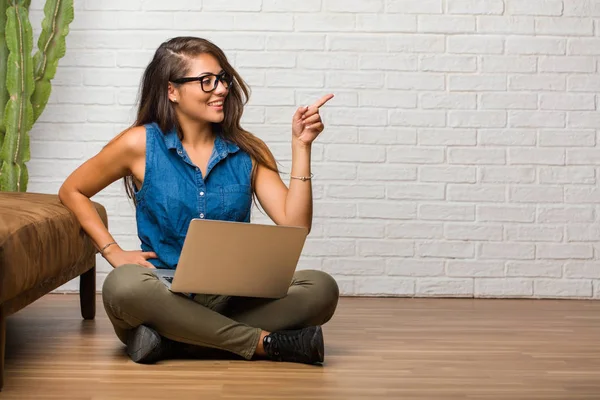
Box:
[164,276,174,283]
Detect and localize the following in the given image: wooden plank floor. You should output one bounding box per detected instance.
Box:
[2,294,600,399]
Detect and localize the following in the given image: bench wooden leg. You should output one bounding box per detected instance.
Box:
[80,265,96,320]
[0,305,5,391]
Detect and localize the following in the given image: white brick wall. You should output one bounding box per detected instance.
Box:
[28,0,600,299]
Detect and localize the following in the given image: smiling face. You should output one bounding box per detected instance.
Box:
[168,53,231,125]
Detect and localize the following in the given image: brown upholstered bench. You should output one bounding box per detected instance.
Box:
[0,192,107,391]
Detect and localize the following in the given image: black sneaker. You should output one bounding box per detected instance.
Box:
[263,326,325,365]
[126,325,177,364]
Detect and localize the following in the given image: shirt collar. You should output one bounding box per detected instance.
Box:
[213,134,240,158]
[164,126,180,150]
[164,125,240,156]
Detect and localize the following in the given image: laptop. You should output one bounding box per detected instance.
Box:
[152,218,309,299]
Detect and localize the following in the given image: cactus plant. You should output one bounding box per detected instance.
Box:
[0,0,10,164]
[0,0,73,192]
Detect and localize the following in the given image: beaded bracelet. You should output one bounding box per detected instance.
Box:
[290,173,314,182]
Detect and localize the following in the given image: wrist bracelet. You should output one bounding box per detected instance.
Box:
[100,241,117,256]
[290,173,313,181]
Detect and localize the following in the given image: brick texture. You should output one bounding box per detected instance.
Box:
[31,0,599,298]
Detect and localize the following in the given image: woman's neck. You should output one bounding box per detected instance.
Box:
[177,113,215,149]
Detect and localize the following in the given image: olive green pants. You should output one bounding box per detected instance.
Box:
[102,264,339,360]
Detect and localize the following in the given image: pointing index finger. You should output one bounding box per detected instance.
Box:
[310,93,334,110]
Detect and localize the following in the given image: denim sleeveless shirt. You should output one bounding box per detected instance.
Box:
[134,122,253,269]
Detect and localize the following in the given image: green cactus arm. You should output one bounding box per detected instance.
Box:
[30,0,73,123]
[0,1,33,192]
[0,0,10,147]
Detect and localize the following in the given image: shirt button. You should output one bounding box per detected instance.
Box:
[200,191,205,196]
[200,213,205,219]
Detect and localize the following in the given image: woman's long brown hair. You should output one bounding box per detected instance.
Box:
[122,36,278,204]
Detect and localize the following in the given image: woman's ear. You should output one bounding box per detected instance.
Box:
[168,82,178,103]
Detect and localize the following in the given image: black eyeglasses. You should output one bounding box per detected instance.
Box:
[171,71,234,93]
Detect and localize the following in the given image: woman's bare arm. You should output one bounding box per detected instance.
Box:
[254,95,333,234]
[58,126,146,256]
